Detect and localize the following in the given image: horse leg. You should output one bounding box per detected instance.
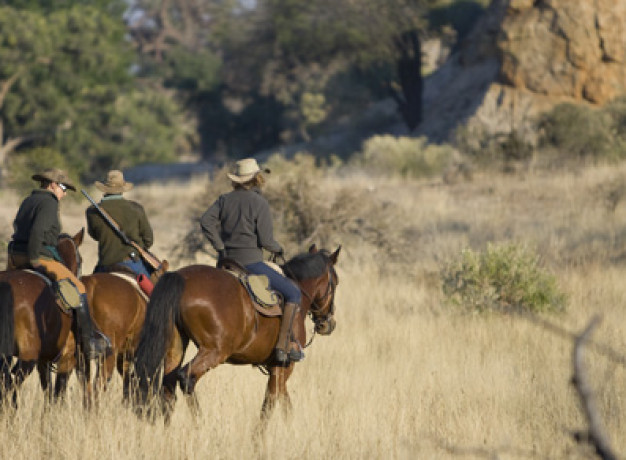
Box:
[175,345,225,420]
[10,359,36,408]
[36,362,53,404]
[93,352,116,400]
[54,372,71,401]
[261,365,295,420]
[178,346,225,396]
[0,357,13,410]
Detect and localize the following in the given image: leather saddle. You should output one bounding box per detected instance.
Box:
[219,259,283,317]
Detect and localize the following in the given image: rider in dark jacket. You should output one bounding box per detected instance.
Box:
[8,168,109,359]
[200,158,304,365]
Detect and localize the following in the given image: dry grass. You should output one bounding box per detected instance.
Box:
[2,162,626,458]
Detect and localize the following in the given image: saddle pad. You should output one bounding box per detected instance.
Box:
[222,270,282,317]
[109,272,149,302]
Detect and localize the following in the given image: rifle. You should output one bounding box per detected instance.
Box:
[81,189,163,271]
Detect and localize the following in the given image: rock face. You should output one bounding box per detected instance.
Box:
[417,0,626,142]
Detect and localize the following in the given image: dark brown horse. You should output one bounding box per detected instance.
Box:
[133,245,340,419]
[0,230,84,407]
[53,272,151,402]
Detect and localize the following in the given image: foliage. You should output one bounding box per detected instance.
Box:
[355,134,454,178]
[428,0,486,41]
[538,103,620,161]
[441,243,567,314]
[455,124,534,169]
[0,5,187,184]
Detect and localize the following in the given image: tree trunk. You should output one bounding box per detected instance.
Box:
[390,30,423,132]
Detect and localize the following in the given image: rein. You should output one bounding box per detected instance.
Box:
[279,255,337,348]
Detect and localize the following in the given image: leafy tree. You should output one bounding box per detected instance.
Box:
[0,5,188,184]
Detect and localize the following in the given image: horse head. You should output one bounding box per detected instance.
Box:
[57,228,84,277]
[284,244,341,336]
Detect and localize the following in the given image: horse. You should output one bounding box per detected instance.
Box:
[0,229,84,408]
[51,271,151,403]
[133,245,340,420]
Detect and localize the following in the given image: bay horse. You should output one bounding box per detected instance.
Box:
[133,245,340,419]
[0,229,84,408]
[52,272,150,403]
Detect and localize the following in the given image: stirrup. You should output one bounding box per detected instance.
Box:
[274,348,289,365]
[288,343,304,362]
[84,332,111,359]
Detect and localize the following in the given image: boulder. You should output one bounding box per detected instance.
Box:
[418,0,626,142]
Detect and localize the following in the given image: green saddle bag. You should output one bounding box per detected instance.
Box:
[54,278,81,312]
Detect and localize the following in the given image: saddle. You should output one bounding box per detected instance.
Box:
[22,269,75,315]
[97,264,155,298]
[219,259,283,317]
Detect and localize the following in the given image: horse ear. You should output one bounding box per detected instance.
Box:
[330,245,341,264]
[308,244,318,253]
[73,228,85,247]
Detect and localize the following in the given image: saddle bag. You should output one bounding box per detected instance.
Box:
[54,278,81,312]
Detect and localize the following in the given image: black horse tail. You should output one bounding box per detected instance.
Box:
[0,282,15,358]
[133,271,185,401]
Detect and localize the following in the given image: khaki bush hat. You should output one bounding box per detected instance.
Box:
[227,158,270,183]
[32,168,76,191]
[95,170,134,194]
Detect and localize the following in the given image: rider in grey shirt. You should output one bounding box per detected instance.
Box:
[200,158,304,365]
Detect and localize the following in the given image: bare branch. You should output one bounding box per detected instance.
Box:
[0,69,25,108]
[518,312,626,368]
[572,316,617,460]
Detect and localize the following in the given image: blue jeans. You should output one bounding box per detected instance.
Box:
[245,262,301,304]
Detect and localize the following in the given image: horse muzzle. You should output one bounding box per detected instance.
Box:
[315,316,336,335]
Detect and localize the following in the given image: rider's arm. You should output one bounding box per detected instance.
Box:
[200,197,225,252]
[256,198,282,254]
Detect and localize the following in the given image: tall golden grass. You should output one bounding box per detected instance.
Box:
[1,163,626,459]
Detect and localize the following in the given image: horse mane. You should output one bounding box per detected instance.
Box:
[282,251,330,281]
[58,233,72,240]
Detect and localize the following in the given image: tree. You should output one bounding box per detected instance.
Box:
[0,5,188,183]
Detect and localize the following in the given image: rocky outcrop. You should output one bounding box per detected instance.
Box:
[418,0,626,142]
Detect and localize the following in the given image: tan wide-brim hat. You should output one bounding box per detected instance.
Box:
[95,170,134,194]
[227,158,270,183]
[32,168,76,191]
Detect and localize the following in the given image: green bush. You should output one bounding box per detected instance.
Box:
[538,103,619,161]
[357,135,454,179]
[441,243,567,314]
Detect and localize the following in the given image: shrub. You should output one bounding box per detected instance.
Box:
[538,103,619,161]
[356,135,454,179]
[441,243,567,314]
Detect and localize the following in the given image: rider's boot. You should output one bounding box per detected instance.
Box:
[274,302,304,365]
[75,294,111,359]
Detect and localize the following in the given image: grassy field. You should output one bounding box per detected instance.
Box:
[0,162,625,459]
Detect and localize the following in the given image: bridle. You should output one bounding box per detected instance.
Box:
[298,262,337,342]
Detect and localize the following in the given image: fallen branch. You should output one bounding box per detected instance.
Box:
[572,316,617,460]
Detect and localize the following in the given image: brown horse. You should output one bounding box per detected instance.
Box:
[133,245,340,419]
[52,272,150,402]
[0,229,84,407]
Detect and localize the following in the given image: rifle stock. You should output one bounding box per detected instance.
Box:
[81,189,163,270]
